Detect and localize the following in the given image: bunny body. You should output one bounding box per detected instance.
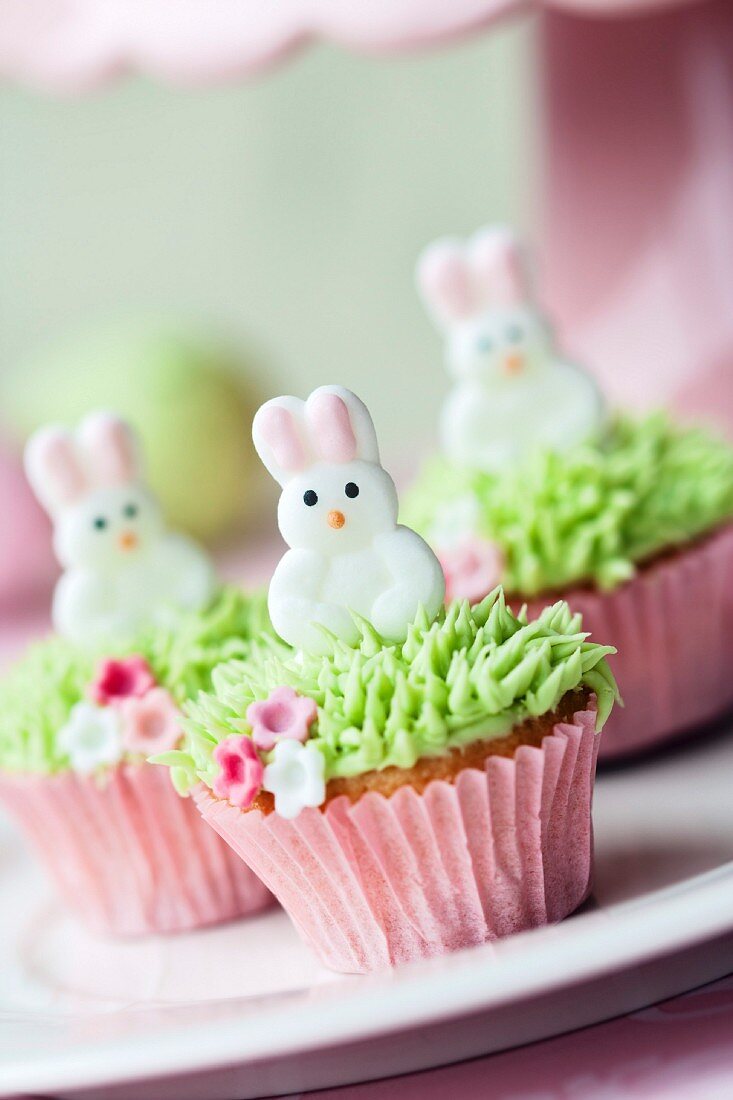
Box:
[418,227,606,473]
[53,526,213,645]
[253,387,445,654]
[26,413,214,646]
[440,352,604,471]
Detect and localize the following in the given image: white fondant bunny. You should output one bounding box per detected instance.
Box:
[25,411,215,645]
[252,385,445,653]
[417,225,606,472]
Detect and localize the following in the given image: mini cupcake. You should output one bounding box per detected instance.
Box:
[0,411,273,936]
[158,385,618,973]
[404,226,733,758]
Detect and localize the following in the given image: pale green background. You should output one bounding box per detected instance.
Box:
[0,20,534,452]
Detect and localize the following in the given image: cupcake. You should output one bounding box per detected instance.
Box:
[158,385,618,973]
[0,411,273,936]
[404,226,733,758]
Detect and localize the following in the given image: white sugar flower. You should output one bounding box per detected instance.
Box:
[262,740,326,820]
[58,702,123,774]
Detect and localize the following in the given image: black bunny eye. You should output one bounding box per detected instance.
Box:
[123,503,138,519]
[476,335,493,353]
[303,490,318,507]
[345,482,359,499]
[506,324,524,343]
[93,517,108,531]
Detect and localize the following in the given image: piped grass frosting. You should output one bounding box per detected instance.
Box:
[0,586,273,775]
[403,414,733,596]
[171,589,618,795]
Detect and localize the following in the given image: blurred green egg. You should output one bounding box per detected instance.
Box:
[2,320,267,543]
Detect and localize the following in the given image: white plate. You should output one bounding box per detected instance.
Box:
[1,720,733,1100]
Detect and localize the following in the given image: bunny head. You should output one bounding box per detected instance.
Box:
[252,385,398,555]
[416,226,554,385]
[25,411,164,571]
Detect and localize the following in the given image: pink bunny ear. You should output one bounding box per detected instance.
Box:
[252,399,309,486]
[24,426,87,516]
[306,392,357,463]
[78,412,140,486]
[305,386,380,465]
[416,240,477,326]
[469,226,530,308]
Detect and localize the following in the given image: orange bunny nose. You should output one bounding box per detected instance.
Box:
[503,352,524,376]
[119,530,139,551]
[327,510,346,530]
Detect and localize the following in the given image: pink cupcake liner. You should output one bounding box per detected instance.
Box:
[196,701,600,974]
[524,524,733,760]
[0,762,273,936]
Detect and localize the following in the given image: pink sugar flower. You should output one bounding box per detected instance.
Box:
[120,687,182,755]
[90,655,156,706]
[247,686,318,752]
[212,736,264,809]
[439,537,505,605]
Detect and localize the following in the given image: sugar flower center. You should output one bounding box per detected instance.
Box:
[259,700,293,734]
[104,665,137,695]
[223,753,245,784]
[138,711,166,740]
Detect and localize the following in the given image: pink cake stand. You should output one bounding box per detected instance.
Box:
[1,0,730,433]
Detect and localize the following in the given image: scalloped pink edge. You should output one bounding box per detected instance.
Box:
[196,701,599,973]
[0,0,693,93]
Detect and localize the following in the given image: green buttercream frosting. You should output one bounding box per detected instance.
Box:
[402,414,733,596]
[171,589,618,791]
[0,586,274,775]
